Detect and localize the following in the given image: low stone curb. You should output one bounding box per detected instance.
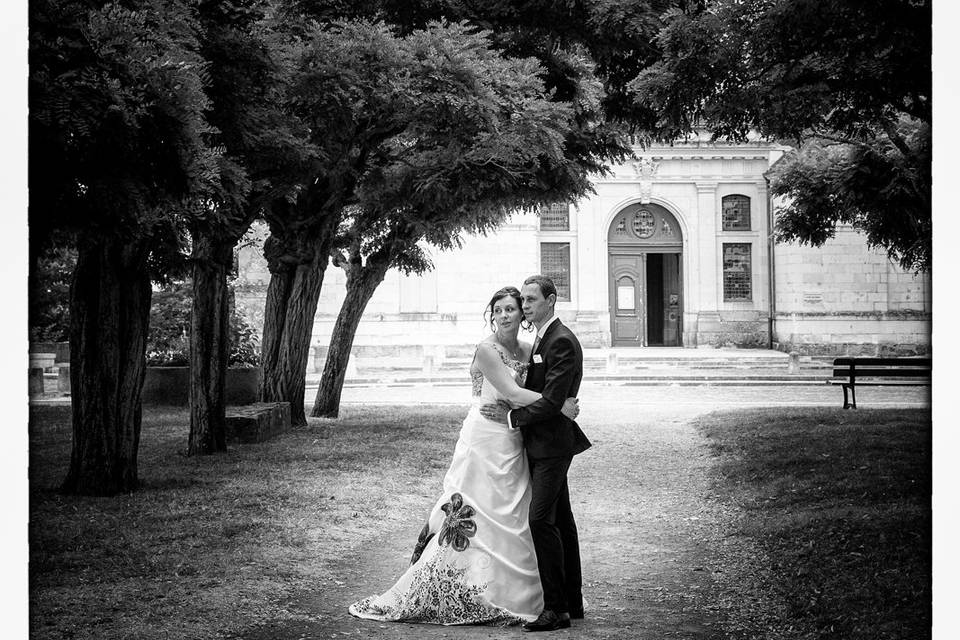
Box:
[225,402,291,444]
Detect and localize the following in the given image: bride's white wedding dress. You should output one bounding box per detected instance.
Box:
[348,351,543,625]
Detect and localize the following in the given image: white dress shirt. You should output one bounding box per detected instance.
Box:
[532,314,560,352]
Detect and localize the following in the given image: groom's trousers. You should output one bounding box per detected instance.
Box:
[528,454,583,614]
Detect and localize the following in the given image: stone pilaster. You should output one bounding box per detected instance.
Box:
[695,181,719,314]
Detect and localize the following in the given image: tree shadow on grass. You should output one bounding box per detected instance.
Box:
[694,406,931,640]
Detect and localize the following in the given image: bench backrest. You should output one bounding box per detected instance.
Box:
[832,357,931,379]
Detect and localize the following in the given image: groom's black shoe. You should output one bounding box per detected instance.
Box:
[569,608,584,620]
[521,610,571,632]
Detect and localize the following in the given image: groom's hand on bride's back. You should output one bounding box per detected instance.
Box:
[481,398,580,425]
[479,400,511,424]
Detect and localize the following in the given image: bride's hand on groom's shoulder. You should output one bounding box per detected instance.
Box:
[479,400,511,424]
[561,397,579,420]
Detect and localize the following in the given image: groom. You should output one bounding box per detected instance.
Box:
[481,274,591,632]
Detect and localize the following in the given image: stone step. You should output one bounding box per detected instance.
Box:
[309,368,830,385]
[433,357,829,365]
[430,359,832,372]
[332,374,831,387]
[308,349,835,381]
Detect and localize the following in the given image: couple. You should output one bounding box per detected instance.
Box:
[349,275,591,632]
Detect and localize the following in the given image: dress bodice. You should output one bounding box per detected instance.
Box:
[470,348,528,401]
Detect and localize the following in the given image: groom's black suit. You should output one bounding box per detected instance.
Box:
[508,318,591,615]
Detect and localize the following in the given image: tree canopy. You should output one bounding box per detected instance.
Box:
[253,17,626,422]
[310,20,615,416]
[29,0,225,252]
[629,0,931,271]
[373,0,681,129]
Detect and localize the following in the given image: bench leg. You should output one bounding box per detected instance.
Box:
[842,384,850,409]
[849,384,857,410]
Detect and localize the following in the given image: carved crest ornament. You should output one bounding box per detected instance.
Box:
[631,157,660,204]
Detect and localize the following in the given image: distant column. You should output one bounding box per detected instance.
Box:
[695,181,719,311]
[695,181,721,344]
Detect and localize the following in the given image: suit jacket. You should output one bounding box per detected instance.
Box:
[510,319,592,459]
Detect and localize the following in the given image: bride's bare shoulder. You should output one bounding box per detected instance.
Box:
[475,340,507,366]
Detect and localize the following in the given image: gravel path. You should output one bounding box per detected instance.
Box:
[235,394,758,640]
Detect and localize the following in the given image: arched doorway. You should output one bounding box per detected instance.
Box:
[608,203,683,346]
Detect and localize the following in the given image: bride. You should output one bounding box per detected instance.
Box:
[348,286,579,625]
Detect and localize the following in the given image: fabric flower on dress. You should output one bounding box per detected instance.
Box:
[439,492,477,552]
[409,521,435,565]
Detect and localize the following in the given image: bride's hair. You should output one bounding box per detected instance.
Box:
[484,286,532,332]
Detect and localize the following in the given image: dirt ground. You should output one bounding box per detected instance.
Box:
[231,395,794,640]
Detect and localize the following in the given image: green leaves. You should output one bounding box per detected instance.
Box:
[263,17,611,279]
[30,0,219,243]
[632,0,931,272]
[631,0,930,143]
[770,117,931,271]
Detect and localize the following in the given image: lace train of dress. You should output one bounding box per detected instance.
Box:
[348,355,543,625]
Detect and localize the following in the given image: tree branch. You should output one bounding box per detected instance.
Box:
[806,130,875,152]
[880,120,913,159]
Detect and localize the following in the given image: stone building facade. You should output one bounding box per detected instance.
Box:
[235,136,931,359]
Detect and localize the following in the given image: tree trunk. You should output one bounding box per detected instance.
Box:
[259,234,330,426]
[62,235,152,496]
[311,260,390,418]
[187,234,234,455]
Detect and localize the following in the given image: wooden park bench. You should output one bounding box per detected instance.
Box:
[827,357,931,409]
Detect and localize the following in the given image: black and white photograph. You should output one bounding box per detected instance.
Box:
[19,0,944,638]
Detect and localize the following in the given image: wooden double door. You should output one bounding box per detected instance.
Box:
[609,250,682,346]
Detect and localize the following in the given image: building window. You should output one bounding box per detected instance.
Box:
[540,242,571,301]
[721,195,751,231]
[539,202,570,231]
[722,243,752,301]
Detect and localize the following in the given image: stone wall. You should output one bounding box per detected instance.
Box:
[772,226,931,355]
[693,310,770,349]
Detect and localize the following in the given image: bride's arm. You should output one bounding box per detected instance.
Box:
[475,344,541,408]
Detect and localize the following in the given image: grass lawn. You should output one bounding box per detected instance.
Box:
[694,407,931,640]
[29,403,465,640]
